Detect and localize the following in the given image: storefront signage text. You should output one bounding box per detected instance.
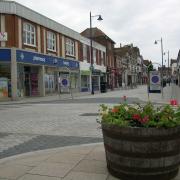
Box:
[33,56,46,62]
[16,50,79,69]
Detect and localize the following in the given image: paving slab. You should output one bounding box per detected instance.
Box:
[4,154,52,167]
[85,145,106,162]
[72,159,108,175]
[0,143,179,180]
[46,152,86,165]
[17,174,61,180]
[62,171,107,180]
[29,162,74,178]
[0,164,32,179]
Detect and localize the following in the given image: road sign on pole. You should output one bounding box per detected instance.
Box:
[149,71,161,93]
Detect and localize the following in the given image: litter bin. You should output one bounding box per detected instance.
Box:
[100,82,107,93]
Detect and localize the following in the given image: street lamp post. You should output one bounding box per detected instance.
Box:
[164,50,170,85]
[154,37,164,98]
[90,11,103,95]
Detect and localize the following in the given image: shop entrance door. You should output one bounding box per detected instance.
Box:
[24,73,30,96]
[30,73,38,96]
[24,66,39,96]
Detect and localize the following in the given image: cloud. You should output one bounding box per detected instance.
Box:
[15,0,180,63]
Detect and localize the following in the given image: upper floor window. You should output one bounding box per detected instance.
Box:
[47,31,56,51]
[23,23,36,46]
[83,44,87,60]
[101,51,104,65]
[93,49,96,64]
[66,38,75,57]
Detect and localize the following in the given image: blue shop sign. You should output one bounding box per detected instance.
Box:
[16,50,79,69]
[0,49,11,62]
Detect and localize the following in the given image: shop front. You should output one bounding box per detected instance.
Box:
[58,69,79,93]
[80,70,90,92]
[79,61,91,92]
[92,69,101,92]
[0,48,80,100]
[0,49,11,100]
[17,64,42,97]
[17,50,80,98]
[45,67,57,94]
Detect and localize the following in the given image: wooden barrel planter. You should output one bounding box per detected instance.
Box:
[102,124,180,180]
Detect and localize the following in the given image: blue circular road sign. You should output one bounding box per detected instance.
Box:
[151,75,159,83]
[62,79,68,86]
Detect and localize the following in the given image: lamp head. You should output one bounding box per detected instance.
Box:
[154,40,158,44]
[97,15,103,21]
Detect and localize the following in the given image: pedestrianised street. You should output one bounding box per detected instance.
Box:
[0,85,179,159]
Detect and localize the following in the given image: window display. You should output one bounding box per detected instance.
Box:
[81,75,89,92]
[0,63,11,98]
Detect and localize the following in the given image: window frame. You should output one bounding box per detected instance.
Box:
[47,31,57,52]
[83,44,87,60]
[23,22,36,47]
[65,38,75,57]
[101,51,104,65]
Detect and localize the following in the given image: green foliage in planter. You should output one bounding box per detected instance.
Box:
[99,103,180,128]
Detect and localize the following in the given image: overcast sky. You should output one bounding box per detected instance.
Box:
[15,0,180,65]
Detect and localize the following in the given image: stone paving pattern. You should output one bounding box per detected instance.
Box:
[0,143,179,180]
[0,135,102,159]
[0,85,179,159]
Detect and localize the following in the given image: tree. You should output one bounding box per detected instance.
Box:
[147,61,153,72]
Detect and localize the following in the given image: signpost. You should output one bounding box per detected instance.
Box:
[58,67,73,99]
[59,74,69,93]
[147,62,163,101]
[149,71,161,93]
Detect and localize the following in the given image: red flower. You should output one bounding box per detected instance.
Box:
[141,116,149,124]
[132,114,141,120]
[170,99,178,106]
[112,108,119,113]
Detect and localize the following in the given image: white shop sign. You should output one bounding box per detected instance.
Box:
[0,32,8,41]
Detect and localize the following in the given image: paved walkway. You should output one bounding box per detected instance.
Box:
[0,143,179,180]
[0,85,179,179]
[0,84,180,105]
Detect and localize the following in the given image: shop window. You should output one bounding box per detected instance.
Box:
[70,73,78,89]
[45,74,55,93]
[65,38,75,57]
[23,22,36,46]
[47,31,56,52]
[93,76,99,91]
[81,75,89,88]
[0,63,11,98]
